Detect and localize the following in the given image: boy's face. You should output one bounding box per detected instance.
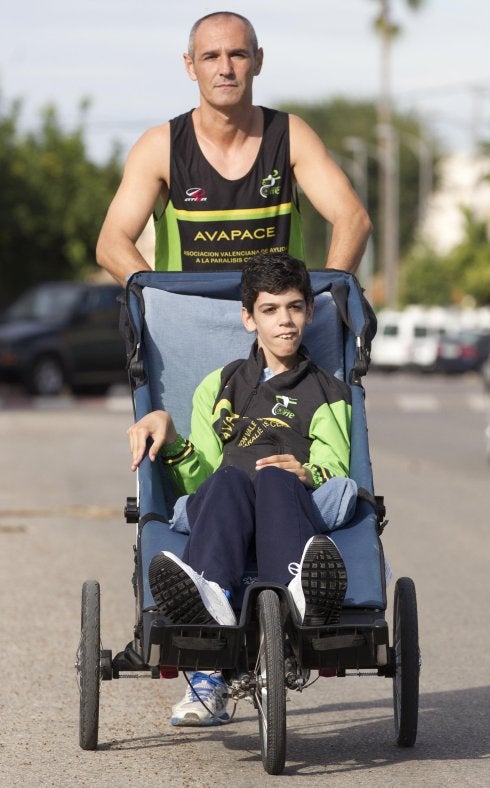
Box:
[241,288,313,372]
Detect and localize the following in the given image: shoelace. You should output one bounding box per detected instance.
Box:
[288,561,300,577]
[185,672,225,703]
[183,671,237,723]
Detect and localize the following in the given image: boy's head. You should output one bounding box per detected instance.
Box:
[240,253,314,371]
[240,253,313,314]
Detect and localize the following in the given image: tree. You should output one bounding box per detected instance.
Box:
[0,96,122,307]
[278,97,436,274]
[400,209,490,306]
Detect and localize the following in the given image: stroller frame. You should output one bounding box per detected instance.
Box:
[76,270,420,775]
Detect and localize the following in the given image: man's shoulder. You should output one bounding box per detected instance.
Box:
[133,122,171,151]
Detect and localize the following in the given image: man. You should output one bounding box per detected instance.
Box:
[96,12,372,284]
[128,253,351,726]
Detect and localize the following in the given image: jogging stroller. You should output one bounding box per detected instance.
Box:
[76,269,420,775]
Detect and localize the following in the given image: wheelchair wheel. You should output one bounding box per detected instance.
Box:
[393,577,420,747]
[254,589,286,775]
[77,580,101,750]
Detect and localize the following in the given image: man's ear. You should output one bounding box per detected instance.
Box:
[254,48,264,76]
[241,306,257,333]
[183,53,197,81]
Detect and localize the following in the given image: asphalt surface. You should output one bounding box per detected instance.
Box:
[0,374,489,786]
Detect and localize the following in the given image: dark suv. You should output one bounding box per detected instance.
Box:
[0,281,127,395]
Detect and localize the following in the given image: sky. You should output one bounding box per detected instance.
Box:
[1,0,490,163]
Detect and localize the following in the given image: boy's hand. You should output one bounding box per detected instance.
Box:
[127,410,177,471]
[255,454,314,487]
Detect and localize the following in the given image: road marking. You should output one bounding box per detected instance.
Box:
[396,395,440,412]
[467,394,490,413]
[0,505,121,520]
[106,394,133,412]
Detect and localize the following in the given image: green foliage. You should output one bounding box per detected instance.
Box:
[400,210,490,306]
[0,96,122,307]
[399,247,452,305]
[278,97,435,269]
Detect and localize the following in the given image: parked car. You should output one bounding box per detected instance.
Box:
[370,308,449,372]
[434,330,490,374]
[0,281,127,395]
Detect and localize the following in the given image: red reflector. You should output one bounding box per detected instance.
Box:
[460,345,477,359]
[319,667,336,677]
[160,666,179,679]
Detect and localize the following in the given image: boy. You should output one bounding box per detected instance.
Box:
[128,252,351,725]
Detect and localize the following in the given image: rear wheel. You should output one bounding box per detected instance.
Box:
[393,577,420,746]
[77,580,101,750]
[254,589,286,775]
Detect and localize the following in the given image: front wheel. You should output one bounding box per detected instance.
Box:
[77,580,101,750]
[393,577,420,746]
[254,589,286,775]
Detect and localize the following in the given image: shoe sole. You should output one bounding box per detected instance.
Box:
[149,554,216,625]
[171,712,230,727]
[301,535,347,626]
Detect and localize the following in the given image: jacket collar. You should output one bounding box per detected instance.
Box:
[244,340,312,387]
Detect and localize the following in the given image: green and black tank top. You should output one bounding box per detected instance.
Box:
[154,107,305,271]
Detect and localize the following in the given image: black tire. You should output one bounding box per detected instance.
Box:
[393,577,420,747]
[78,580,101,750]
[255,589,286,775]
[27,355,66,396]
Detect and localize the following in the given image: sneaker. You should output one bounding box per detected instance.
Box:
[288,535,347,626]
[171,671,230,726]
[149,552,237,626]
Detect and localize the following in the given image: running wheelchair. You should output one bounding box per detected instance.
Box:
[76,270,420,775]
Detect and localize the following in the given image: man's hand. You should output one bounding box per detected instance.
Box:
[127,410,177,471]
[255,454,313,487]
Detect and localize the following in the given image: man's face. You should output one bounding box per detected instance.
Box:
[241,288,313,372]
[184,16,263,109]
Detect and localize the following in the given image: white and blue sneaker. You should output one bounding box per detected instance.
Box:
[171,671,230,726]
[148,552,236,626]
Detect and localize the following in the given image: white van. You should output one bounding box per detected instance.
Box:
[371,307,453,371]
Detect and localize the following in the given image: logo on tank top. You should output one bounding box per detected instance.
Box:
[260,169,282,198]
[185,187,208,202]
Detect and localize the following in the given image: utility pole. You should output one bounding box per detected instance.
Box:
[343,136,376,301]
[377,0,400,307]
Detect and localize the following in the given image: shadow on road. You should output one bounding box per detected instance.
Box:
[99,684,490,775]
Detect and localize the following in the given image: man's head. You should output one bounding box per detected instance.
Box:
[241,253,313,314]
[187,12,259,59]
[240,254,314,372]
[184,12,263,108]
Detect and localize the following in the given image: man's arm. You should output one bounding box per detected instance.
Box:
[289,114,372,273]
[96,125,171,286]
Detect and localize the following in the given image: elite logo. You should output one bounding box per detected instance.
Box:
[272,395,297,419]
[185,187,207,202]
[260,169,281,198]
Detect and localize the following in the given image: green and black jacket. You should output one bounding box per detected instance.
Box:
[160,343,351,496]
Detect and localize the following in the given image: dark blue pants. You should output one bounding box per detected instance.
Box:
[182,466,321,590]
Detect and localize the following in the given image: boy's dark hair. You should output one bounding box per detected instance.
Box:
[241,253,314,313]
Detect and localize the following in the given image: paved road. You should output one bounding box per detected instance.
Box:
[0,374,488,786]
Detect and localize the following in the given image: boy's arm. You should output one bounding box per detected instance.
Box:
[160,369,224,495]
[254,399,351,489]
[303,400,352,488]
